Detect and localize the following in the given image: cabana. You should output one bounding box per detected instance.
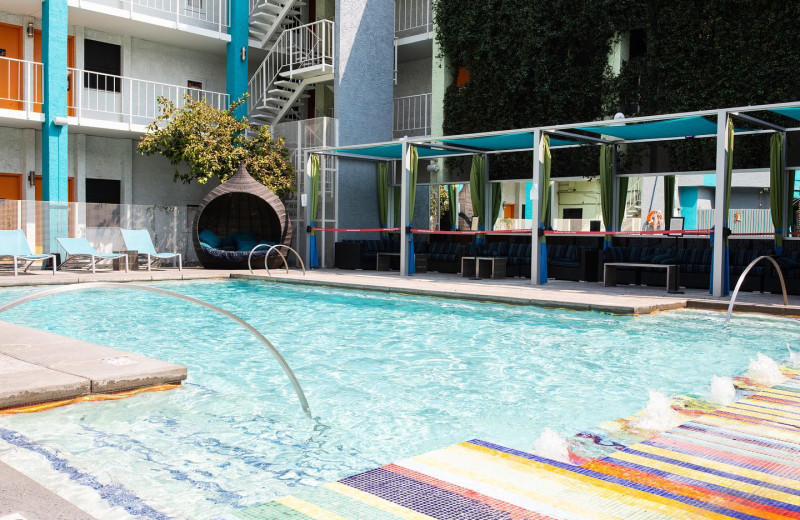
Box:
[310,101,800,297]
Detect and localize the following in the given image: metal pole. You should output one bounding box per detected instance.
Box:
[712,111,729,297]
[303,152,312,268]
[400,138,410,275]
[530,129,542,286]
[782,132,789,243]
[483,155,491,231]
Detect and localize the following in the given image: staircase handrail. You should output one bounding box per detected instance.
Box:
[248,19,334,114]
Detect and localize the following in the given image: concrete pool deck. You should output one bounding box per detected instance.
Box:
[0,322,186,410]
[2,266,798,316]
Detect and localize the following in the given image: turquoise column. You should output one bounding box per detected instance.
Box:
[227,0,249,119]
[42,0,69,254]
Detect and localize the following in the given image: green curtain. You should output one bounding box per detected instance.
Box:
[664,175,675,224]
[617,176,628,231]
[770,133,785,253]
[538,134,551,284]
[469,155,486,241]
[491,183,502,228]
[393,186,401,225]
[308,154,320,268]
[447,184,459,230]
[377,162,389,239]
[599,145,613,248]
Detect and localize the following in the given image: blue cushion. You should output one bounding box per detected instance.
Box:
[237,238,259,252]
[650,253,677,265]
[199,229,221,249]
[199,241,213,249]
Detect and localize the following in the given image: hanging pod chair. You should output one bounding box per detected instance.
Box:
[193,163,292,269]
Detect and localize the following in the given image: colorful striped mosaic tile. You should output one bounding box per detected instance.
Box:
[240,376,800,519]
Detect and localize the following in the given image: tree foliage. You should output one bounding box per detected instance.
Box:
[138,96,295,197]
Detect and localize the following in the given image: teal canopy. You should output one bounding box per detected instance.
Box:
[577,116,718,141]
[332,143,461,160]
[771,107,800,122]
[442,132,576,151]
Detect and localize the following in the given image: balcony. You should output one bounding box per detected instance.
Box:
[68,68,229,135]
[68,0,231,51]
[395,0,432,40]
[0,57,44,127]
[394,93,431,138]
[0,57,228,135]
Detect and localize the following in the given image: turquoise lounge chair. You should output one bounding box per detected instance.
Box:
[56,237,128,273]
[0,230,55,276]
[120,229,182,271]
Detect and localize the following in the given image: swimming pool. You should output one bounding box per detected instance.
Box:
[0,279,798,519]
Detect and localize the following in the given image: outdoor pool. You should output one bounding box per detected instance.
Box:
[0,279,798,520]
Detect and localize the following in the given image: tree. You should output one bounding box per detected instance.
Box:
[138,95,295,197]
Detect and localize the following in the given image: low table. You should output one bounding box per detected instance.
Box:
[461,256,507,280]
[376,252,428,273]
[603,262,679,292]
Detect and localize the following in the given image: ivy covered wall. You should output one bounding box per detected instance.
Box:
[435,0,800,174]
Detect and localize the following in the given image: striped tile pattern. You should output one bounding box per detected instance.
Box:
[240,377,800,519]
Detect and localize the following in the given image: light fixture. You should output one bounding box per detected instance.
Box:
[53,116,68,126]
[426,160,439,173]
[240,46,246,61]
[27,171,35,187]
[613,112,625,120]
[26,22,34,38]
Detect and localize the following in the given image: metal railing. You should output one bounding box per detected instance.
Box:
[68,68,228,126]
[72,0,230,32]
[394,93,431,136]
[395,0,432,38]
[0,57,43,115]
[248,19,334,113]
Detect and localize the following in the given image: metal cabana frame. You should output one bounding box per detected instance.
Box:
[309,100,800,297]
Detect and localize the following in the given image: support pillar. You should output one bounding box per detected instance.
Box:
[484,155,491,231]
[712,111,730,297]
[42,0,69,252]
[400,139,409,275]
[227,0,249,118]
[611,146,620,230]
[530,129,542,285]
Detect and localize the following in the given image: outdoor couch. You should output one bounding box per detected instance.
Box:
[336,238,430,270]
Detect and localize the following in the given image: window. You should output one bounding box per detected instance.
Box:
[84,39,121,92]
[187,80,203,102]
[186,0,204,11]
[86,178,120,204]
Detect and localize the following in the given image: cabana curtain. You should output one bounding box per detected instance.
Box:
[447,184,459,230]
[469,155,486,242]
[491,184,502,228]
[308,154,320,268]
[407,145,418,274]
[664,175,675,223]
[599,145,613,249]
[617,176,628,232]
[538,134,551,284]
[770,133,785,253]
[377,162,390,239]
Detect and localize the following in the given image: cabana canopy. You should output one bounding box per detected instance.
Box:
[312,100,800,296]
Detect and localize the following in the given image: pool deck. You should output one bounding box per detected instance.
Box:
[2,266,798,316]
[0,322,186,410]
[242,374,800,520]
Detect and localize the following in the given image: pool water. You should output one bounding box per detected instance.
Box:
[0,280,798,519]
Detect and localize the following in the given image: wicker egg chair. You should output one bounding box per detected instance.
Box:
[193,163,292,269]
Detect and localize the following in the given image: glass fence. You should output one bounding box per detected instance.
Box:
[0,199,198,265]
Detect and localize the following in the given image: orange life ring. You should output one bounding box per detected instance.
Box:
[646,210,663,228]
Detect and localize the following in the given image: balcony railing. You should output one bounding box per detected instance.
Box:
[70,0,230,32]
[395,0,432,38]
[68,68,229,127]
[394,93,431,137]
[0,57,43,116]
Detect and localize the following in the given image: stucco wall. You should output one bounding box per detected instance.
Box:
[131,149,216,206]
[335,0,393,232]
[130,37,226,96]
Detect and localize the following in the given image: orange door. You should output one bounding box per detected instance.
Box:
[33,31,75,115]
[0,23,22,110]
[0,173,22,200]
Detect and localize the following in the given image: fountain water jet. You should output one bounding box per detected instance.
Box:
[533,428,570,464]
[634,390,678,431]
[709,376,736,406]
[748,353,785,387]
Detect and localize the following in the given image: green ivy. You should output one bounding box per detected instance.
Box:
[435,0,800,174]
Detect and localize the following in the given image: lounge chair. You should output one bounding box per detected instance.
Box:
[0,230,55,276]
[120,229,182,271]
[56,237,128,273]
